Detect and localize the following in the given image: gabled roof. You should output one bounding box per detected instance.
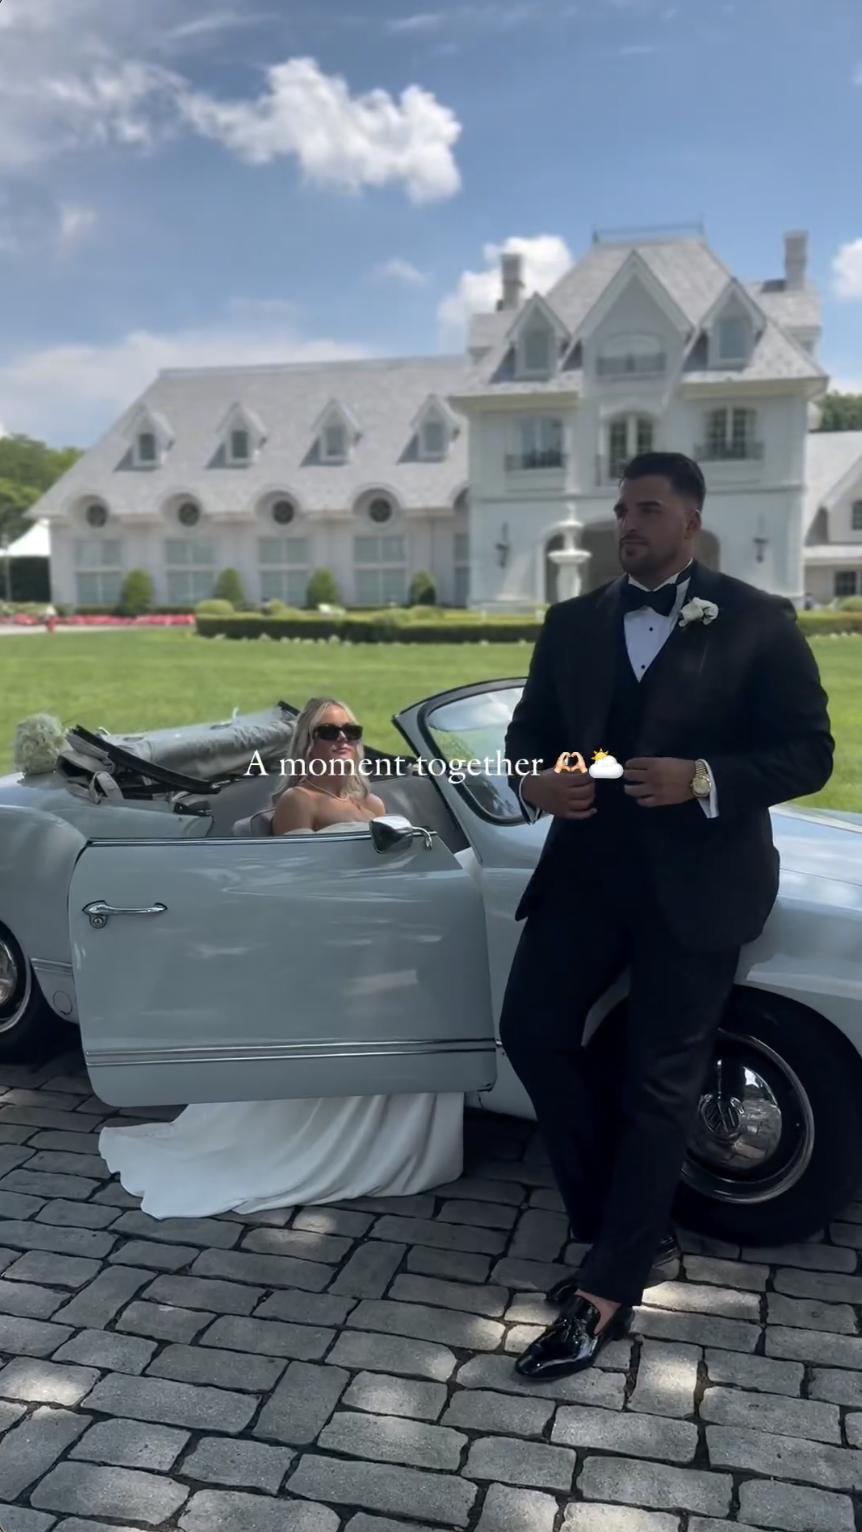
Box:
[505,290,571,343]
[312,397,362,438]
[746,279,822,335]
[548,238,731,335]
[574,249,693,340]
[126,403,173,445]
[697,276,766,336]
[803,431,862,538]
[411,393,459,431]
[216,402,267,440]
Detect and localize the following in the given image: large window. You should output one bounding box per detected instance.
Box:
[74,540,123,606]
[164,539,215,604]
[354,535,407,605]
[508,416,565,471]
[259,537,310,606]
[605,415,654,480]
[700,407,762,462]
[597,334,666,379]
[835,571,860,598]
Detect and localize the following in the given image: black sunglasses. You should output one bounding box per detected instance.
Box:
[313,723,363,742]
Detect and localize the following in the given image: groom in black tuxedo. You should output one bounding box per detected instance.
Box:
[500,451,834,1378]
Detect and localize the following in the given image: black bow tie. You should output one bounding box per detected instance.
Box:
[622,576,687,618]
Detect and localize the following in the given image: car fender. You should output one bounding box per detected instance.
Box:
[0,806,87,1019]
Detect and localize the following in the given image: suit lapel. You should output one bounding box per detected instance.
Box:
[637,560,720,752]
[579,576,625,752]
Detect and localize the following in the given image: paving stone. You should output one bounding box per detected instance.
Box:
[328,1329,456,1381]
[442,1388,553,1437]
[182,1437,294,1494]
[180,1488,339,1532]
[684,1255,769,1291]
[343,1371,447,1422]
[491,1256,570,1292]
[645,1280,760,1322]
[475,1483,558,1532]
[53,1330,156,1376]
[31,1463,188,1525]
[705,1348,803,1398]
[319,1409,466,1471]
[463,1435,575,1492]
[554,1404,697,1461]
[201,1313,334,1361]
[110,1210,241,1248]
[0,1168,100,1200]
[50,1266,149,1328]
[0,1358,99,1406]
[36,1198,119,1229]
[0,1107,101,1135]
[145,1274,264,1316]
[81,1372,257,1434]
[432,1176,526,1206]
[0,1089,85,1112]
[843,1414,862,1447]
[347,1297,503,1351]
[0,1219,113,1259]
[468,1157,554,1188]
[629,1340,700,1419]
[0,1406,89,1500]
[293,1207,374,1238]
[811,1369,862,1407]
[191,1247,332,1292]
[0,1400,25,1434]
[240,1226,354,1264]
[0,1189,46,1218]
[71,1418,189,1471]
[0,1277,64,1318]
[706,1424,862,1490]
[742,1243,857,1273]
[0,1146,35,1175]
[369,1214,505,1255]
[343,1519,441,1532]
[775,1267,862,1304]
[768,1293,856,1333]
[505,1292,565,1326]
[150,1342,286,1393]
[116,1300,214,1343]
[3,1251,102,1290]
[737,1478,854,1532]
[342,1194,437,1218]
[635,1305,760,1352]
[509,1209,570,1261]
[564,1509,678,1532]
[700,1384,840,1443]
[830,1221,862,1249]
[405,1245,491,1284]
[288,1453,476,1527]
[254,1289,355,1327]
[766,1327,862,1369]
[328,1242,405,1298]
[26,1151,108,1180]
[529,1187,566,1212]
[0,1507,55,1532]
[109,1238,199,1271]
[92,1183,140,1208]
[578,1456,732,1517]
[254,1361,348,1444]
[456,1352,626,1406]
[30,1132,101,1156]
[436,1198,518,1231]
[0,1314,71,1356]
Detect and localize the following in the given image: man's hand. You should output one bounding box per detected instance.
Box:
[522,768,596,820]
[623,758,696,808]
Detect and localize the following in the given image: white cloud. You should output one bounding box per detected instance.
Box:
[0,300,370,446]
[375,258,429,288]
[438,234,573,335]
[386,13,445,33]
[832,240,862,301]
[57,203,98,252]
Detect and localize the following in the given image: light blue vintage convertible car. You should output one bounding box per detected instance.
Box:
[1,681,861,1247]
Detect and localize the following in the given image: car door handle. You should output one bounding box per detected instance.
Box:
[83,901,167,930]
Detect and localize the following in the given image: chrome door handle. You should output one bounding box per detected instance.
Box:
[83,901,167,930]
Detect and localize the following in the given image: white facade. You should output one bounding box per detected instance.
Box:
[31,227,841,611]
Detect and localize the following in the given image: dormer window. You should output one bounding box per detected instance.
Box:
[509,294,568,381]
[316,400,359,465]
[137,432,157,465]
[520,318,554,377]
[323,421,347,463]
[128,407,172,469]
[413,396,456,462]
[422,418,445,459]
[716,317,748,364]
[705,286,760,369]
[219,404,266,467]
[230,428,250,463]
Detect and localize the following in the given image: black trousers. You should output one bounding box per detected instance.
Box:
[499,860,739,1307]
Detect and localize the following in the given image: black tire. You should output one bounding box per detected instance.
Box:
[674,987,862,1246]
[0,926,63,1064]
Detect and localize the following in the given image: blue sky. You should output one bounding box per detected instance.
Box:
[1,0,860,446]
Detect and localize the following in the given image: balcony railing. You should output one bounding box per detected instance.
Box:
[696,440,765,463]
[505,451,568,472]
[596,353,666,379]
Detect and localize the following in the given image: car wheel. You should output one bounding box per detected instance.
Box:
[0,927,62,1063]
[674,987,862,1246]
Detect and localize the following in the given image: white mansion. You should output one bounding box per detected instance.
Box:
[32,228,862,610]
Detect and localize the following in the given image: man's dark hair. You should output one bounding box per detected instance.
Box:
[621,452,706,510]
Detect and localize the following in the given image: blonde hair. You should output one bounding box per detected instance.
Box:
[274,696,369,803]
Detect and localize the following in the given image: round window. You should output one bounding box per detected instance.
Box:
[368,497,393,525]
[272,500,296,526]
[178,502,201,528]
[85,503,108,528]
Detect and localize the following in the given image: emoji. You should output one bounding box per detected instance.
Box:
[554,752,587,774]
[589,751,625,780]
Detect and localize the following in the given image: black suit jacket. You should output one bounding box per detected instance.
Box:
[506,563,835,951]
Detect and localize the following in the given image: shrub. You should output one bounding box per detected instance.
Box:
[408,570,436,606]
[213,568,247,608]
[118,568,154,616]
[837,596,862,612]
[306,568,341,608]
[195,598,236,617]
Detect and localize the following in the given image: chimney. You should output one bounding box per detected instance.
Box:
[500,250,525,311]
[784,230,808,291]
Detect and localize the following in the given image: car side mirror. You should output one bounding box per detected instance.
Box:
[370,814,432,854]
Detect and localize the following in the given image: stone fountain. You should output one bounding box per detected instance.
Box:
[548,506,592,601]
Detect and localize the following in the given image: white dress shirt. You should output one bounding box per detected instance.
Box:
[519,564,718,819]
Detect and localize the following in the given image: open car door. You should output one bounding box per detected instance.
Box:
[68,819,496,1107]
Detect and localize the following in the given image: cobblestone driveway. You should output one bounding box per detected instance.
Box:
[0,1046,860,1532]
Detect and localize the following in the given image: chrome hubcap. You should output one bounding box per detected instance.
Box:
[0,935,31,1033]
[683,1031,814,1205]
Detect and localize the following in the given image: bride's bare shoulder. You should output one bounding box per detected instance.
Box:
[272,784,316,833]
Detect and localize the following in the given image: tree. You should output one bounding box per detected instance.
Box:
[816,394,862,433]
[408,570,437,606]
[0,435,82,544]
[119,569,154,616]
[213,568,247,608]
[306,568,341,608]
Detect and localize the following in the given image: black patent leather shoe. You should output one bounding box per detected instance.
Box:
[514,1296,633,1379]
[547,1231,681,1308]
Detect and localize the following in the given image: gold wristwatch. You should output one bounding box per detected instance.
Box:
[690,759,712,799]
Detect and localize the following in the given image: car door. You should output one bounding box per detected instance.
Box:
[68,819,496,1108]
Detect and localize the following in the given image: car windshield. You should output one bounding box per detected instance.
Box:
[422,685,525,823]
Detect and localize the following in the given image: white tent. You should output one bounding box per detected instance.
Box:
[6,520,50,558]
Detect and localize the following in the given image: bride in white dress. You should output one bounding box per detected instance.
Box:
[98,697,465,1219]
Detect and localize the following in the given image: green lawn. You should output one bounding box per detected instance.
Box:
[1,629,859,812]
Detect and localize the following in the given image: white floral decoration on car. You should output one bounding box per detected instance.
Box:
[14,714,69,777]
[678,597,719,629]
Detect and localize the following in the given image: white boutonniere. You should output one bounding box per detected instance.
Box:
[678,597,719,629]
